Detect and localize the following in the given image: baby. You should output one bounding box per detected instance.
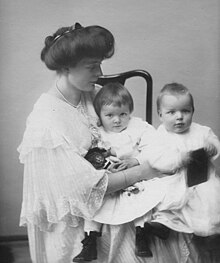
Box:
[147,82,220,237]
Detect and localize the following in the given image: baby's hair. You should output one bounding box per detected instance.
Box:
[41,23,115,72]
[157,82,194,113]
[93,82,134,118]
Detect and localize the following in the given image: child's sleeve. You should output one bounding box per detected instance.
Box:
[139,133,185,173]
[205,128,220,160]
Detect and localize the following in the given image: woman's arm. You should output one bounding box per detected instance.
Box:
[105,161,163,194]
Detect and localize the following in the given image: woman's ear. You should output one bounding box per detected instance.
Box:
[65,68,70,73]
[60,67,69,75]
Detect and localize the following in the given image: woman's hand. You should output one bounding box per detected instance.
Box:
[119,158,139,169]
[106,161,164,194]
[138,161,164,181]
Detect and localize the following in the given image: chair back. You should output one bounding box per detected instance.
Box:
[96,69,153,124]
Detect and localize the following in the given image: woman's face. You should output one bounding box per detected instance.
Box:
[100,103,131,133]
[67,58,103,92]
[159,94,194,134]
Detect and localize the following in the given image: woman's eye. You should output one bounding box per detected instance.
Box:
[86,63,101,71]
[121,113,127,117]
[86,65,96,70]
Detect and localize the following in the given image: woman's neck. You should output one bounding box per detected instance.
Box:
[51,76,82,107]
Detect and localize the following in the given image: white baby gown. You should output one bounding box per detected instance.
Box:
[148,123,220,236]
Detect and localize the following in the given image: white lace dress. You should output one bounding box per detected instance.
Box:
[18,92,201,263]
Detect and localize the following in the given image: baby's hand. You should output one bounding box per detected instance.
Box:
[204,143,217,158]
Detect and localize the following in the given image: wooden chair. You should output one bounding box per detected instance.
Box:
[96,69,153,124]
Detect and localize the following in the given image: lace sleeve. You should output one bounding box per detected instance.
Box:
[19,144,108,231]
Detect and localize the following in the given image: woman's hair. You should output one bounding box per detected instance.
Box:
[94,82,134,118]
[41,23,115,72]
[156,82,194,114]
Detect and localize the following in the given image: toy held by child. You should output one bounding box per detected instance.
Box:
[84,147,110,169]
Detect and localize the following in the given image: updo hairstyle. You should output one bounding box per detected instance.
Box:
[40,23,115,72]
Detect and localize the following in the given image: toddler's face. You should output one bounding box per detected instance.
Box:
[100,103,131,133]
[159,94,193,134]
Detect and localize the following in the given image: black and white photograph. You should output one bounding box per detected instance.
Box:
[0,1,220,262]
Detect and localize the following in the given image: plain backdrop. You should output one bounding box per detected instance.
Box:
[0,0,219,236]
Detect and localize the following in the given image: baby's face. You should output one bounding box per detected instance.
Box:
[159,94,194,134]
[100,103,131,133]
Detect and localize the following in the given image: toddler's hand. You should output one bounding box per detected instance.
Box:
[107,161,127,173]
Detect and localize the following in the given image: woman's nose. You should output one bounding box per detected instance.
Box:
[96,65,103,77]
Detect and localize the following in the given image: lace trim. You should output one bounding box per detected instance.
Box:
[179,233,192,263]
[20,174,108,231]
[77,101,101,147]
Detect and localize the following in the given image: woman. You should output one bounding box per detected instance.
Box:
[18,23,199,263]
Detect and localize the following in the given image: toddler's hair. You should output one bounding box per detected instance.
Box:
[157,82,194,113]
[94,82,134,117]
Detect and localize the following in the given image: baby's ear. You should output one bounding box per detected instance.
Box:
[158,111,164,122]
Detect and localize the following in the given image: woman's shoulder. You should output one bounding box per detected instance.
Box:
[27,93,80,127]
[18,93,90,157]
